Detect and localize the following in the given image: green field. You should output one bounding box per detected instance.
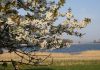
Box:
[0,60,100,70]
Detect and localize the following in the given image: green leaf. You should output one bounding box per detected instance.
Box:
[59,0,65,6]
[34,0,39,5]
[53,9,58,18]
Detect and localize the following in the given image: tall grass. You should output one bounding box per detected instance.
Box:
[0,60,100,70]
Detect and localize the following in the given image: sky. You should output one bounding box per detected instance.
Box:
[18,0,100,43]
[60,0,100,43]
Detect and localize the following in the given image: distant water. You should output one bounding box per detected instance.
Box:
[50,43,100,53]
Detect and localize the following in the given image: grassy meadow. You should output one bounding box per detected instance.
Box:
[0,51,100,70]
[0,60,100,70]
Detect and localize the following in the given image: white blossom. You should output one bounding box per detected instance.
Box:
[46,11,53,20]
[51,5,58,10]
[40,40,47,49]
[66,12,73,19]
[7,17,15,25]
[40,7,46,11]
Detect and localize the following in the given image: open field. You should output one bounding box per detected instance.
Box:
[0,60,100,70]
[0,50,100,70]
[0,50,100,61]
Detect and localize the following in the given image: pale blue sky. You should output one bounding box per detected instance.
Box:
[18,0,100,43]
[60,0,100,43]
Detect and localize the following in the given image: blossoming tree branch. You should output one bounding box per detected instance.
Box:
[0,0,91,53]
